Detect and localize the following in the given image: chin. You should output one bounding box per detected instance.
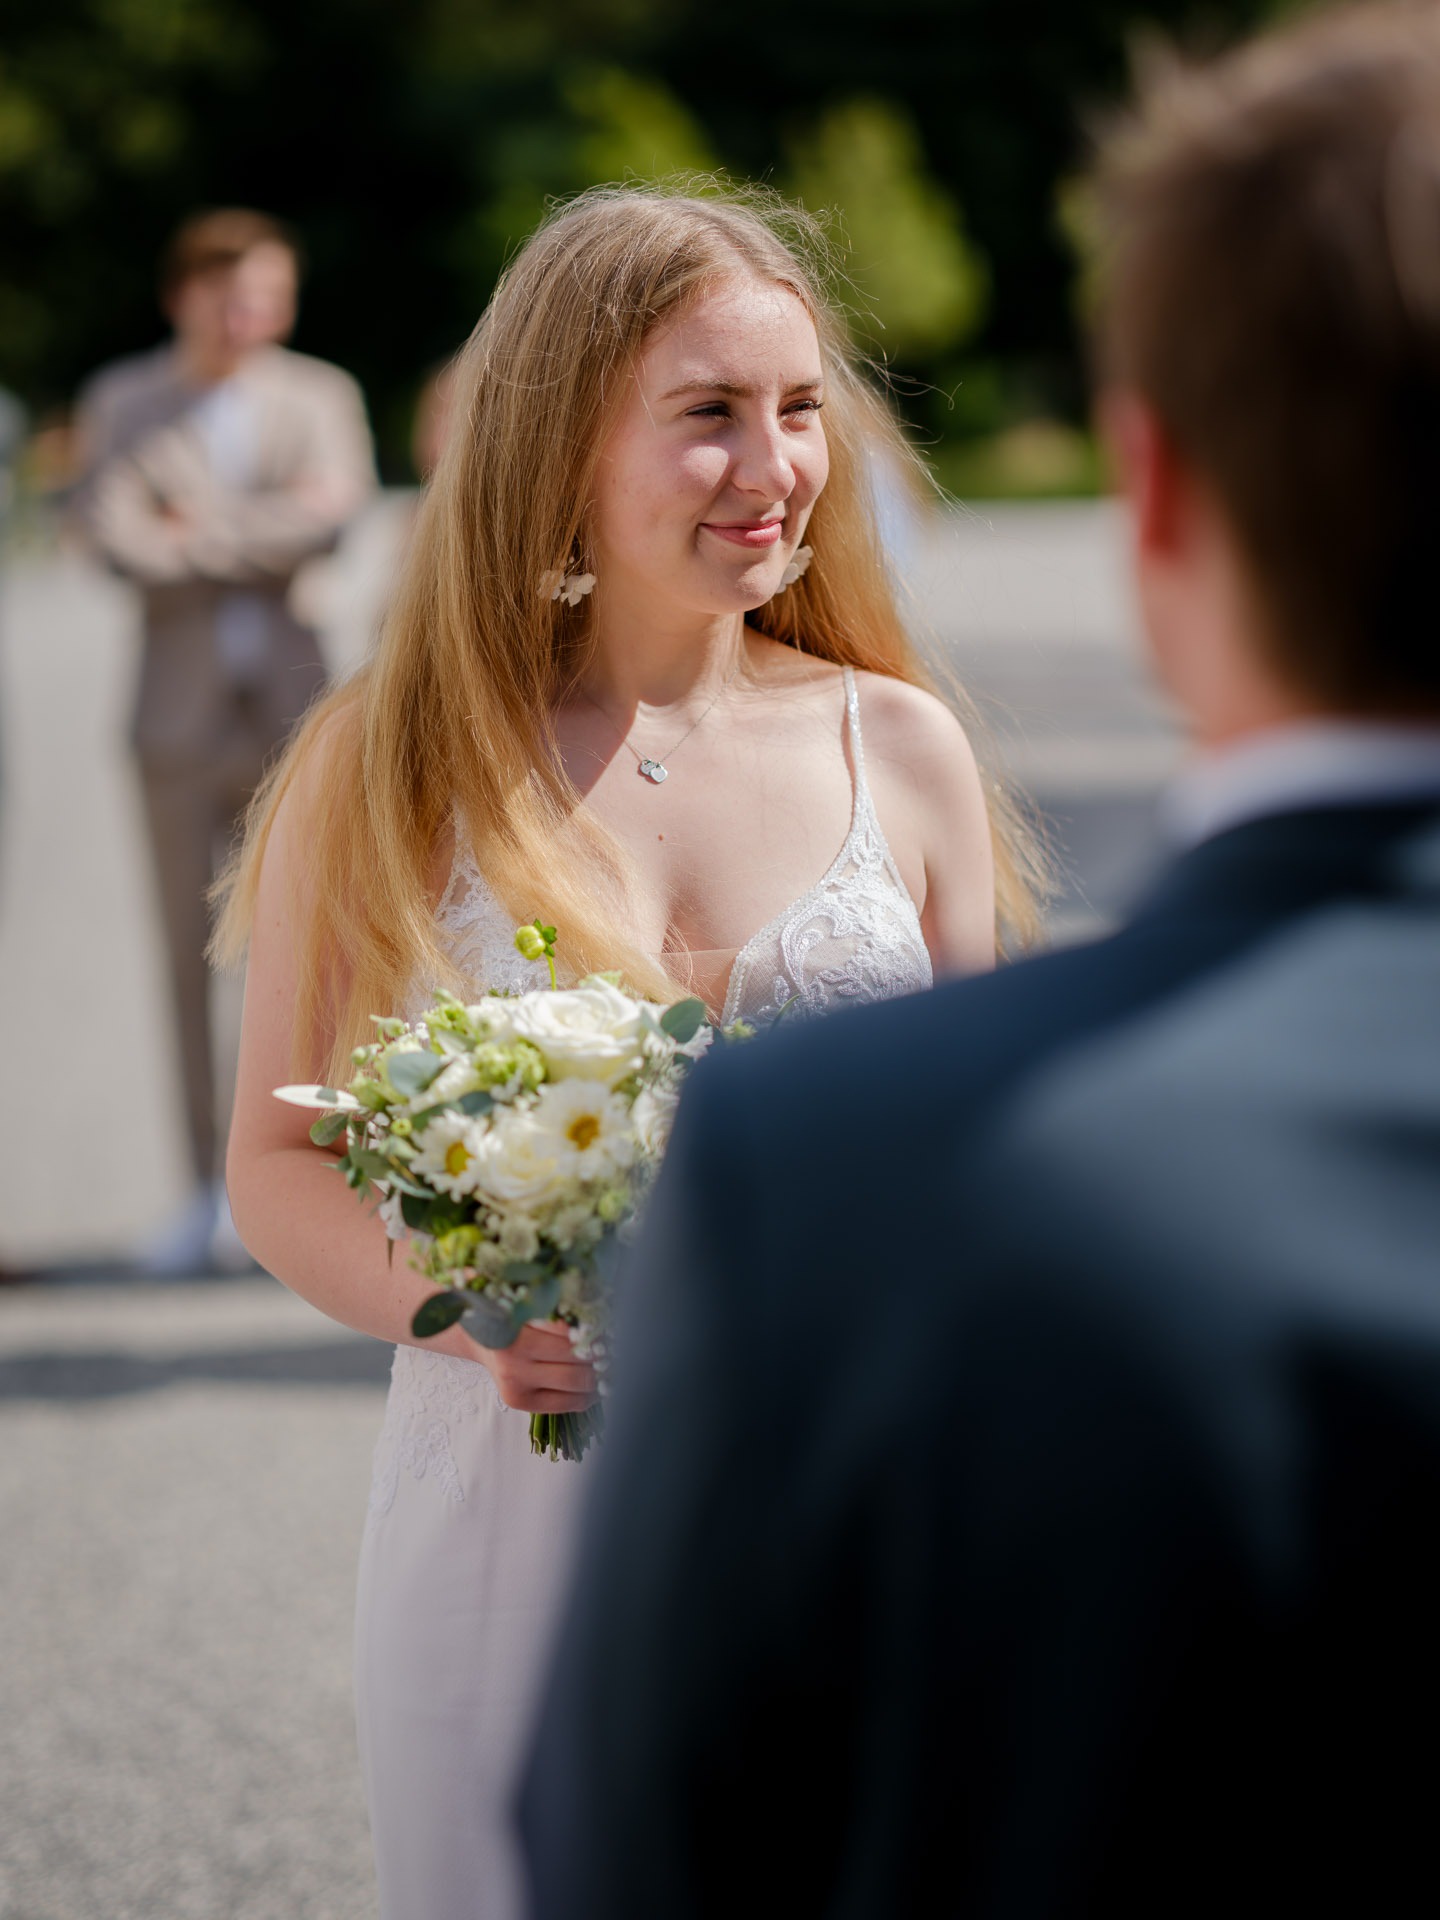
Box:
[695,559,786,614]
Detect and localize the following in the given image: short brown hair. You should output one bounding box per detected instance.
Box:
[1089,3,1440,715]
[160,208,301,297]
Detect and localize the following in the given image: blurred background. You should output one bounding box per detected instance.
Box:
[3,0,1305,493]
[0,3,1322,1915]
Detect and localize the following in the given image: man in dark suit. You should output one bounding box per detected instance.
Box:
[521,6,1440,1913]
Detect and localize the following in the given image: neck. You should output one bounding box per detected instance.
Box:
[581,597,750,712]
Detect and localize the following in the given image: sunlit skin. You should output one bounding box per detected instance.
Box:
[587,276,828,649]
[1101,389,1328,743]
[227,271,995,1411]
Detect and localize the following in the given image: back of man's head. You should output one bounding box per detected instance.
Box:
[1090,3,1440,718]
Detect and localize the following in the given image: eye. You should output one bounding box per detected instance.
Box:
[686,403,731,420]
[784,398,824,424]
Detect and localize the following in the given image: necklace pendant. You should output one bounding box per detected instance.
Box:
[638,758,669,784]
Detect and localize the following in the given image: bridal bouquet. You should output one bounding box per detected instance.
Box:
[276,924,716,1462]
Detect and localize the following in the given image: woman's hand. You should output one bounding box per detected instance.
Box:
[475,1321,598,1413]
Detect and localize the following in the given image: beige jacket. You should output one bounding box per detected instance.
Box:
[74,343,376,763]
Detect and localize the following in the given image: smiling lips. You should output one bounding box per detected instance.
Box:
[702,518,785,549]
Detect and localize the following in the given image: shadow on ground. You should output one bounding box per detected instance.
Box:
[0,1339,393,1401]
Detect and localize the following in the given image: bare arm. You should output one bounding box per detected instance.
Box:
[225,765,594,1410]
[856,673,997,977]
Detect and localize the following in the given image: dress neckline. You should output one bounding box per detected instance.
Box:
[443,664,924,1021]
[715,666,920,1026]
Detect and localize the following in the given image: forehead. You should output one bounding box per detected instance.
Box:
[640,275,822,386]
[232,243,297,289]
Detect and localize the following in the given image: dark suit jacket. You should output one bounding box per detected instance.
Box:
[520,799,1440,1918]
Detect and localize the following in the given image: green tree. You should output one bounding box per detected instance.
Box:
[785,96,987,362]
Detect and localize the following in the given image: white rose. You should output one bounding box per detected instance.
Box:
[508,981,648,1084]
[470,1108,567,1207]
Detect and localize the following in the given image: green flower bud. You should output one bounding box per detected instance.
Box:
[514,924,547,962]
[435,1226,483,1268]
[389,1114,414,1138]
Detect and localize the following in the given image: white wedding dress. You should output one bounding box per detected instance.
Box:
[354,667,933,1918]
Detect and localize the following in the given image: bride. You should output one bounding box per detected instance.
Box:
[220,183,1036,1920]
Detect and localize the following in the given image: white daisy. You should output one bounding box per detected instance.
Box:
[409,1110,488,1198]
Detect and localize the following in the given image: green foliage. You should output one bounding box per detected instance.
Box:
[658,998,707,1045]
[412,1290,467,1339]
[0,0,1318,477]
[785,97,988,362]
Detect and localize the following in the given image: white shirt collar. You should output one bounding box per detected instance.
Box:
[1163,721,1440,851]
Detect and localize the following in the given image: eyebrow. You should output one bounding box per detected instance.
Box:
[658,377,825,401]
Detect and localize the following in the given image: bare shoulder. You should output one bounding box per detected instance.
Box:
[852,670,983,790]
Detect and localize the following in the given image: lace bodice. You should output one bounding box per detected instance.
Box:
[433,666,932,1026]
[719,668,933,1023]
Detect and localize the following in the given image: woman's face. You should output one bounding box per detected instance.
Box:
[591,274,829,617]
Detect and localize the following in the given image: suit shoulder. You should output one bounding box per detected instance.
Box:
[268,348,366,404]
[693,933,1141,1155]
[76,346,173,413]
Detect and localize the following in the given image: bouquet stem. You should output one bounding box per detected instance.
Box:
[530,1404,605,1463]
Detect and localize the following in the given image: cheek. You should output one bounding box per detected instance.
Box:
[797,433,829,503]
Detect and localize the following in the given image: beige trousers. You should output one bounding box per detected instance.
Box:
[137,691,295,1184]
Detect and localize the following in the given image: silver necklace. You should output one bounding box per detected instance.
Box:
[583,660,743,785]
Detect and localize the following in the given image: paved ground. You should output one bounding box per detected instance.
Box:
[0,1281,387,1920]
[0,498,1182,1918]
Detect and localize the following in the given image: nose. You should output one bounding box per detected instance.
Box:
[730,416,795,502]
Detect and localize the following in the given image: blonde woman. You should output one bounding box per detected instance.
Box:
[220,185,1035,1920]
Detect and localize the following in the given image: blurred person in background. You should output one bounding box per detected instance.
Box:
[73,209,375,1275]
[521,8,1440,1915]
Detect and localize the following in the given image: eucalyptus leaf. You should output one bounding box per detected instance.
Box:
[508,1274,561,1326]
[461,1296,521,1350]
[385,1051,446,1098]
[660,998,707,1044]
[427,1198,469,1236]
[350,1146,402,1184]
[408,1100,457,1129]
[412,1291,467,1339]
[309,1110,350,1147]
[400,1192,436,1233]
[458,1089,495,1117]
[499,1258,549,1286]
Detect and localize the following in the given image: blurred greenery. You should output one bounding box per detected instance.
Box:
[0,0,1316,488]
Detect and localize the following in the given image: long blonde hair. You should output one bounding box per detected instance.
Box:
[216,181,1043,1079]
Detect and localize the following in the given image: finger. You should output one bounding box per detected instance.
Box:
[514,1322,579,1353]
[502,1361,596,1395]
[525,1388,601,1413]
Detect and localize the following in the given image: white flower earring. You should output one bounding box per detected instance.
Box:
[779,546,813,590]
[539,560,597,607]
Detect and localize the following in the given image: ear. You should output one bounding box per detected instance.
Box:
[1097,387,1190,561]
